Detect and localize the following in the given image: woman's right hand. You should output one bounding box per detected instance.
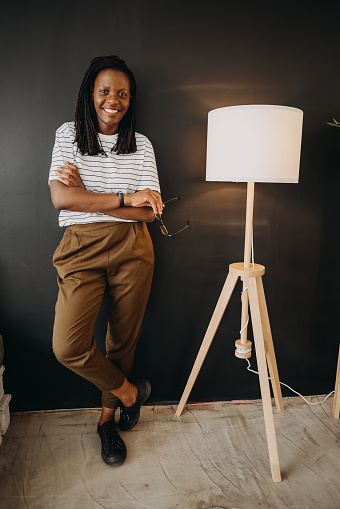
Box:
[56,160,86,189]
[125,189,164,216]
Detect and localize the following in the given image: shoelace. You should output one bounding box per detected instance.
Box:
[101,423,124,449]
[120,407,131,420]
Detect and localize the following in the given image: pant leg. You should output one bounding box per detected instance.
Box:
[101,222,154,409]
[52,225,126,394]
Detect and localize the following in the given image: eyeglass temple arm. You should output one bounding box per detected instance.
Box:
[168,221,190,237]
[163,197,181,205]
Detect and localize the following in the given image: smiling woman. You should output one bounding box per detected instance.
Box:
[48,55,164,468]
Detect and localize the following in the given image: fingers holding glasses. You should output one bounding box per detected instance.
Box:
[155,197,180,220]
[126,189,164,216]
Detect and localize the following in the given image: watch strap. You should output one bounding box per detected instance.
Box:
[118,192,125,207]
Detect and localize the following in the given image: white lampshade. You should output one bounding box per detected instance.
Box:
[206,105,303,183]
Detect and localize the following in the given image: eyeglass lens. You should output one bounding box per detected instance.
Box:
[156,197,189,237]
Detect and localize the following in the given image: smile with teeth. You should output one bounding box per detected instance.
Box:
[103,108,120,114]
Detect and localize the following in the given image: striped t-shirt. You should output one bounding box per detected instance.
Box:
[49,122,161,227]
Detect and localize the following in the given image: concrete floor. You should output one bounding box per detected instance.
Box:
[0,397,339,509]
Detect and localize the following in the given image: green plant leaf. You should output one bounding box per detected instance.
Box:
[328,121,340,128]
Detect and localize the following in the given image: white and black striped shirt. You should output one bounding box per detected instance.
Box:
[49,122,161,227]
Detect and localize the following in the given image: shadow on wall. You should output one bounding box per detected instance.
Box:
[0,260,103,412]
[309,126,340,388]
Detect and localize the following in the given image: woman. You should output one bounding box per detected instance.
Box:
[49,55,163,466]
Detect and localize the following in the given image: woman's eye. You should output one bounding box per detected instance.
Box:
[119,92,127,98]
[100,90,108,94]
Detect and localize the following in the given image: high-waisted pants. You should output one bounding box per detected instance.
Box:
[52,221,154,410]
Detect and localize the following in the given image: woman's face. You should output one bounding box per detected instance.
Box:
[92,68,131,135]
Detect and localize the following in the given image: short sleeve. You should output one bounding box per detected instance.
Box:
[48,123,76,186]
[136,136,161,193]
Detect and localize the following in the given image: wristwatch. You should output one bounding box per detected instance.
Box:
[118,192,125,207]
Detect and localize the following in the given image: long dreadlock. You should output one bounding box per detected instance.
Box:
[75,55,137,156]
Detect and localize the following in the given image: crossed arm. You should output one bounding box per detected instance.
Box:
[50,161,164,223]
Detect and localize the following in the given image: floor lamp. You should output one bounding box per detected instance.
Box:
[176,105,303,483]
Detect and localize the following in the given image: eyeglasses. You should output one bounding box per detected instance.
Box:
[155,197,189,237]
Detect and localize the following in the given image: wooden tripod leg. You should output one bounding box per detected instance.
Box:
[175,271,239,417]
[333,343,340,418]
[248,277,281,483]
[256,277,284,412]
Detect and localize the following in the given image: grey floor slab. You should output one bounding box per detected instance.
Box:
[0,397,339,509]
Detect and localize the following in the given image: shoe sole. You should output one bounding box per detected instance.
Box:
[140,380,151,405]
[101,452,126,467]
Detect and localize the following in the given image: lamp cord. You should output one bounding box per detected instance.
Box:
[244,358,335,406]
[240,288,335,406]
[239,231,255,335]
[241,229,335,406]
[252,233,255,268]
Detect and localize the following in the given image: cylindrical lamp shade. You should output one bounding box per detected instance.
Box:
[206,105,303,183]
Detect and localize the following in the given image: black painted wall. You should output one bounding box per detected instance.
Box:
[1,0,340,411]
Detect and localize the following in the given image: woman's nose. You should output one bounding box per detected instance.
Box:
[107,93,119,104]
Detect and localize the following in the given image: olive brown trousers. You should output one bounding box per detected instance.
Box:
[52,221,154,409]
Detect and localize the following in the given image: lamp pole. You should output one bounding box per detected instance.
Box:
[236,182,255,359]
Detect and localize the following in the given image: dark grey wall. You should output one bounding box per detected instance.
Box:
[1,0,340,411]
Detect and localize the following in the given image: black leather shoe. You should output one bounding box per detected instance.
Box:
[118,380,151,431]
[97,421,127,466]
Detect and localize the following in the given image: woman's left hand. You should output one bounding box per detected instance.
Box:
[56,161,86,189]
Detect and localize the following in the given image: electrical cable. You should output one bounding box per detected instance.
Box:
[239,287,249,334]
[252,233,255,268]
[245,358,334,406]
[239,229,335,407]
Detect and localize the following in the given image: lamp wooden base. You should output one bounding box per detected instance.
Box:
[175,262,284,483]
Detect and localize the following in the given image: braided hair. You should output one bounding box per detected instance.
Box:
[75,55,137,155]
